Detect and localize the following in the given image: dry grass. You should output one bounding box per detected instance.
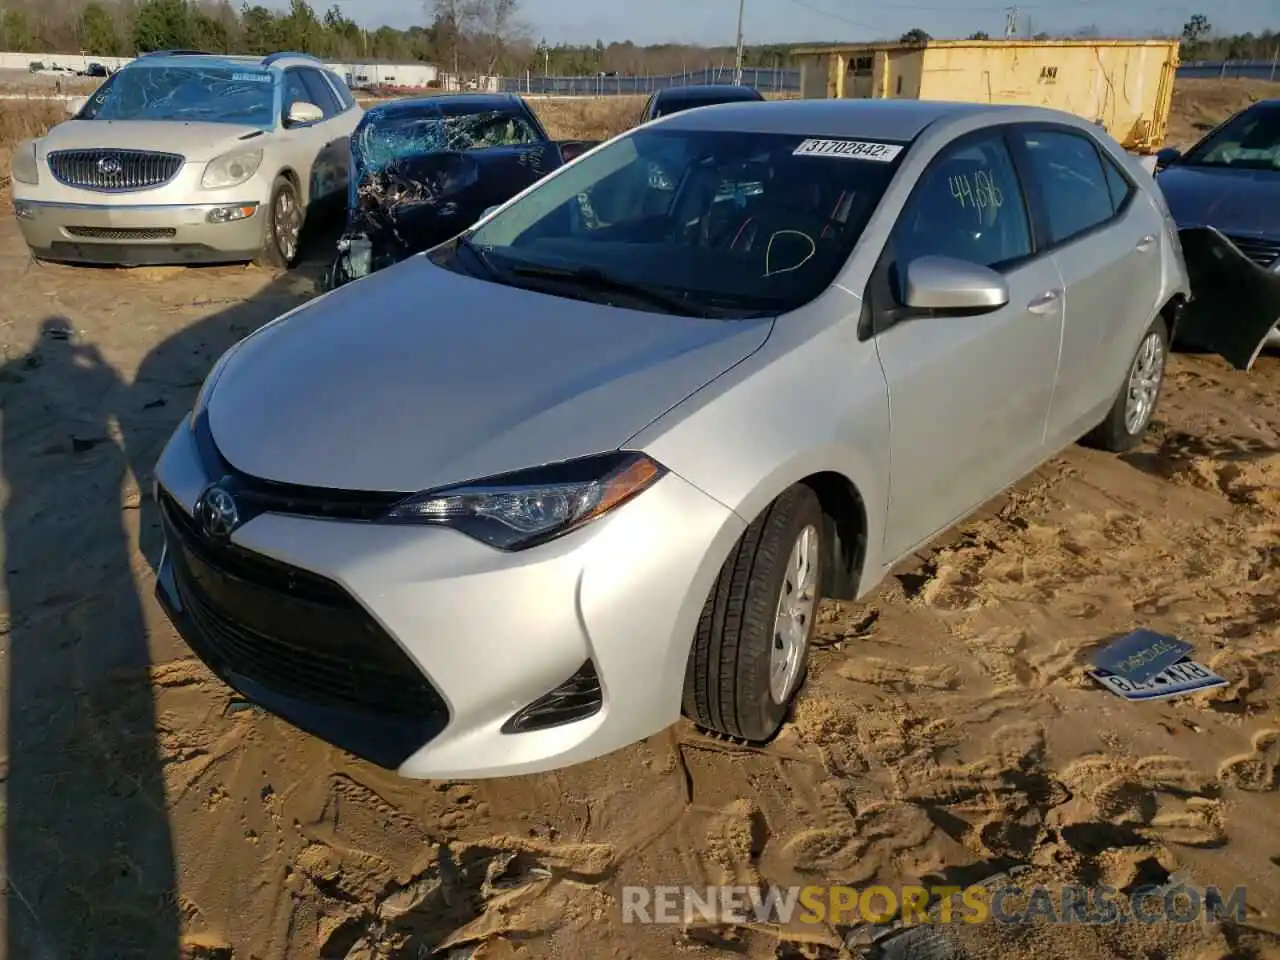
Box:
[1165,77,1280,147]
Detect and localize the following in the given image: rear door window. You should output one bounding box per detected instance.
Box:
[1017,128,1119,245]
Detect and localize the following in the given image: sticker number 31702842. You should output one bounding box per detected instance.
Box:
[793,139,903,162]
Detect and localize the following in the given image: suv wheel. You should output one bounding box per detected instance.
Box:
[1083,317,1169,452]
[683,485,823,742]
[257,175,304,269]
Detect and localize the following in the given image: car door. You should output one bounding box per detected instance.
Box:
[1011,126,1166,444]
[297,67,354,202]
[278,68,330,205]
[872,127,1065,560]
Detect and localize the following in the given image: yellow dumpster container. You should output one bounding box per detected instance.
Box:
[791,39,1180,153]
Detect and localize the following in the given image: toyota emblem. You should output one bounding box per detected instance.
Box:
[196,485,240,540]
[97,155,123,177]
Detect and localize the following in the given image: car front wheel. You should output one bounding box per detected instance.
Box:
[1083,317,1169,452]
[256,175,304,269]
[683,485,824,742]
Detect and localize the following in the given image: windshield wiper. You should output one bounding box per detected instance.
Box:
[508,263,705,315]
[454,234,500,277]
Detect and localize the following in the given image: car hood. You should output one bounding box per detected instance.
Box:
[207,257,774,492]
[1157,165,1280,236]
[41,119,266,162]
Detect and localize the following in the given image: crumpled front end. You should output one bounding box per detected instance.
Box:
[326,107,561,289]
[1176,226,1280,371]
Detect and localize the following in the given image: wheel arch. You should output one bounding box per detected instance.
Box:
[800,471,870,601]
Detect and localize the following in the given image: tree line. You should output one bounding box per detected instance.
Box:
[0,0,1273,77]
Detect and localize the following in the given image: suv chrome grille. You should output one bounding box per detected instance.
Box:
[47,149,184,192]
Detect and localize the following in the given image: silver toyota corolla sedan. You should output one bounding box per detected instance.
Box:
[153,98,1220,779]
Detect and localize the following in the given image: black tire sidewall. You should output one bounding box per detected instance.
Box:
[259,177,300,268]
[734,488,825,741]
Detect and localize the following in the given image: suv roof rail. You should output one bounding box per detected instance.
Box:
[262,51,324,67]
[139,49,215,58]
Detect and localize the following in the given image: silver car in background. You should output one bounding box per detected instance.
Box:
[10,51,361,268]
[153,98,1222,780]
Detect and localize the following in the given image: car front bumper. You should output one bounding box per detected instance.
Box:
[13,200,264,265]
[153,419,746,779]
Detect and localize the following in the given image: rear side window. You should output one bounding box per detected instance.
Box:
[325,70,357,110]
[1018,129,1117,245]
[1100,153,1134,212]
[893,131,1032,270]
[299,68,341,117]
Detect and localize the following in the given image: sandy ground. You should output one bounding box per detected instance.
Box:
[0,81,1278,960]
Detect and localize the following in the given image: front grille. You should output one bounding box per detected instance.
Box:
[1225,234,1280,268]
[161,494,448,721]
[65,226,177,241]
[48,148,184,192]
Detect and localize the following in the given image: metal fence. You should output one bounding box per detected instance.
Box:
[498,59,1279,98]
[499,66,801,96]
[1177,59,1279,81]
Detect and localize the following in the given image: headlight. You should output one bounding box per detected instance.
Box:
[11,140,38,185]
[382,452,666,550]
[201,148,263,189]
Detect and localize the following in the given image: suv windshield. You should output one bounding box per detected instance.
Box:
[77,65,276,126]
[355,107,539,171]
[1181,103,1280,171]
[464,126,905,317]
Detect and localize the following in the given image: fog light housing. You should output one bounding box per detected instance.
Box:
[206,204,258,224]
[502,660,602,734]
[13,202,35,221]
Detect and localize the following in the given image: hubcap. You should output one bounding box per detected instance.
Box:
[275,190,301,261]
[1124,332,1164,435]
[770,524,819,703]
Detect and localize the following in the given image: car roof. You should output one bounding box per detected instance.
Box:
[655,97,1047,140]
[656,84,764,101]
[127,53,268,71]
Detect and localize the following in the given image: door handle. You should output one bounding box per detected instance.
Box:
[1026,289,1062,315]
[1136,234,1157,252]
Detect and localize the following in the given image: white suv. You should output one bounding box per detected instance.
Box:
[10,51,363,268]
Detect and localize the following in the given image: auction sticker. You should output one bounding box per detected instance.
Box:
[793,138,903,161]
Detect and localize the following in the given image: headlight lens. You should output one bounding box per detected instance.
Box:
[201,148,263,189]
[383,452,666,550]
[11,140,38,185]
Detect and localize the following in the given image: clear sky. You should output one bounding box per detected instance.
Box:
[322,0,1273,47]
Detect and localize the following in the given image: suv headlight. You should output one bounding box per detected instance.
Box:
[201,148,263,189]
[382,452,666,550]
[11,140,38,185]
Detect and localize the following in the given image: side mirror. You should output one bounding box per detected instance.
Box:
[557,140,595,163]
[902,256,1009,313]
[1155,146,1180,171]
[66,96,87,116]
[286,101,324,127]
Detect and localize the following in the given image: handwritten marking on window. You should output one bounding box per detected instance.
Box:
[949,170,1004,220]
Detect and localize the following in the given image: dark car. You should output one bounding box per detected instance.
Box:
[640,84,765,123]
[85,63,109,78]
[328,93,595,288]
[1155,99,1280,369]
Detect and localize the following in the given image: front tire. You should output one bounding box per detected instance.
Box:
[683,485,823,742]
[256,175,304,269]
[1083,317,1169,453]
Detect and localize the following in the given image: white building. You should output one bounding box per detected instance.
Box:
[324,60,439,89]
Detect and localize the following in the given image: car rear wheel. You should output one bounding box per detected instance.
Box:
[683,485,823,742]
[1083,317,1169,452]
[256,175,304,269]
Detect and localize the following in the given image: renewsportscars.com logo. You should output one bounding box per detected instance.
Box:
[621,882,1247,928]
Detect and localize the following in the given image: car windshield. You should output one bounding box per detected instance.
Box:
[463,126,905,317]
[77,65,276,126]
[354,107,539,171]
[1181,104,1280,171]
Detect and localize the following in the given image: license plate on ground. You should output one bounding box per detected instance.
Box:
[1090,660,1227,701]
